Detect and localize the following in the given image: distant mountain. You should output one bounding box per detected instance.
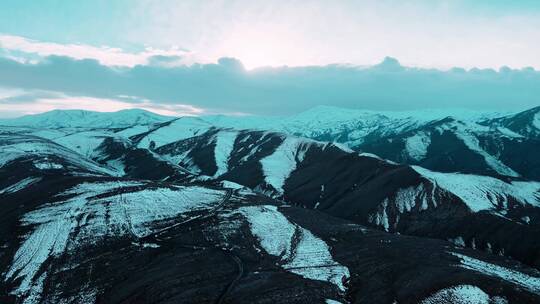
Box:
[482,106,540,139]
[2,106,538,180]
[0,109,172,128]
[204,105,513,142]
[355,117,540,180]
[201,106,540,180]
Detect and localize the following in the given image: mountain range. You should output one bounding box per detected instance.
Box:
[1,105,540,304]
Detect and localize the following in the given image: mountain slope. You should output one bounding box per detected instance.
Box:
[483,106,540,139]
[355,117,540,180]
[2,167,540,303]
[152,128,540,269]
[0,131,119,177]
[199,106,539,180]
[2,108,540,303]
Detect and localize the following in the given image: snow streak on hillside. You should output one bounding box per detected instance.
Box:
[451,252,540,294]
[0,177,41,195]
[5,181,225,299]
[405,132,431,161]
[260,137,314,194]
[420,285,503,304]
[235,205,350,292]
[413,166,540,212]
[212,130,238,177]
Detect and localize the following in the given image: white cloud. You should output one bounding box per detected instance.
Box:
[0,87,26,100]
[0,90,205,118]
[0,34,199,67]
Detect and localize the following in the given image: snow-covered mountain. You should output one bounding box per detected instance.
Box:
[482,106,540,139]
[199,106,540,180]
[0,109,172,129]
[128,127,540,268]
[1,107,540,303]
[356,117,540,180]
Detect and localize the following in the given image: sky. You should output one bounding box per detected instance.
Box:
[0,0,539,117]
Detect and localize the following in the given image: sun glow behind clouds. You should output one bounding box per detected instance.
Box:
[129,0,540,70]
[0,1,539,69]
[210,15,317,69]
[218,26,294,69]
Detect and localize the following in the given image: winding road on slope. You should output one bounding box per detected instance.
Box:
[216,253,244,304]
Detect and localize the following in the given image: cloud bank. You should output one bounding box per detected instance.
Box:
[0,34,195,67]
[0,54,538,117]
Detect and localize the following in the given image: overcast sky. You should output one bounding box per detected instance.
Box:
[0,0,539,117]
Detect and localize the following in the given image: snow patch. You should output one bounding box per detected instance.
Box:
[20,271,46,304]
[33,161,63,170]
[235,205,350,291]
[260,137,314,194]
[213,130,238,177]
[369,199,390,231]
[421,285,494,304]
[453,125,519,177]
[451,252,540,294]
[395,183,432,212]
[331,142,353,153]
[359,152,398,165]
[5,181,224,300]
[405,132,431,161]
[413,166,540,212]
[496,127,523,138]
[135,118,210,149]
[141,243,160,249]
[0,177,41,195]
[52,130,109,157]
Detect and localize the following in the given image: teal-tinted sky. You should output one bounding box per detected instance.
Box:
[0,1,539,116]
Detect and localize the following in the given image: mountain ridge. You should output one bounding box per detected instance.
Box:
[0,108,173,128]
[1,107,540,303]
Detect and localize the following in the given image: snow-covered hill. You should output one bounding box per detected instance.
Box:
[357,117,540,180]
[2,106,540,303]
[2,152,540,303]
[198,106,540,180]
[482,106,540,139]
[0,109,172,128]
[136,127,540,268]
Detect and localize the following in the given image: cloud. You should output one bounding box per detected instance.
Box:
[0,34,196,67]
[126,0,540,70]
[0,88,204,118]
[2,2,540,70]
[0,55,538,117]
